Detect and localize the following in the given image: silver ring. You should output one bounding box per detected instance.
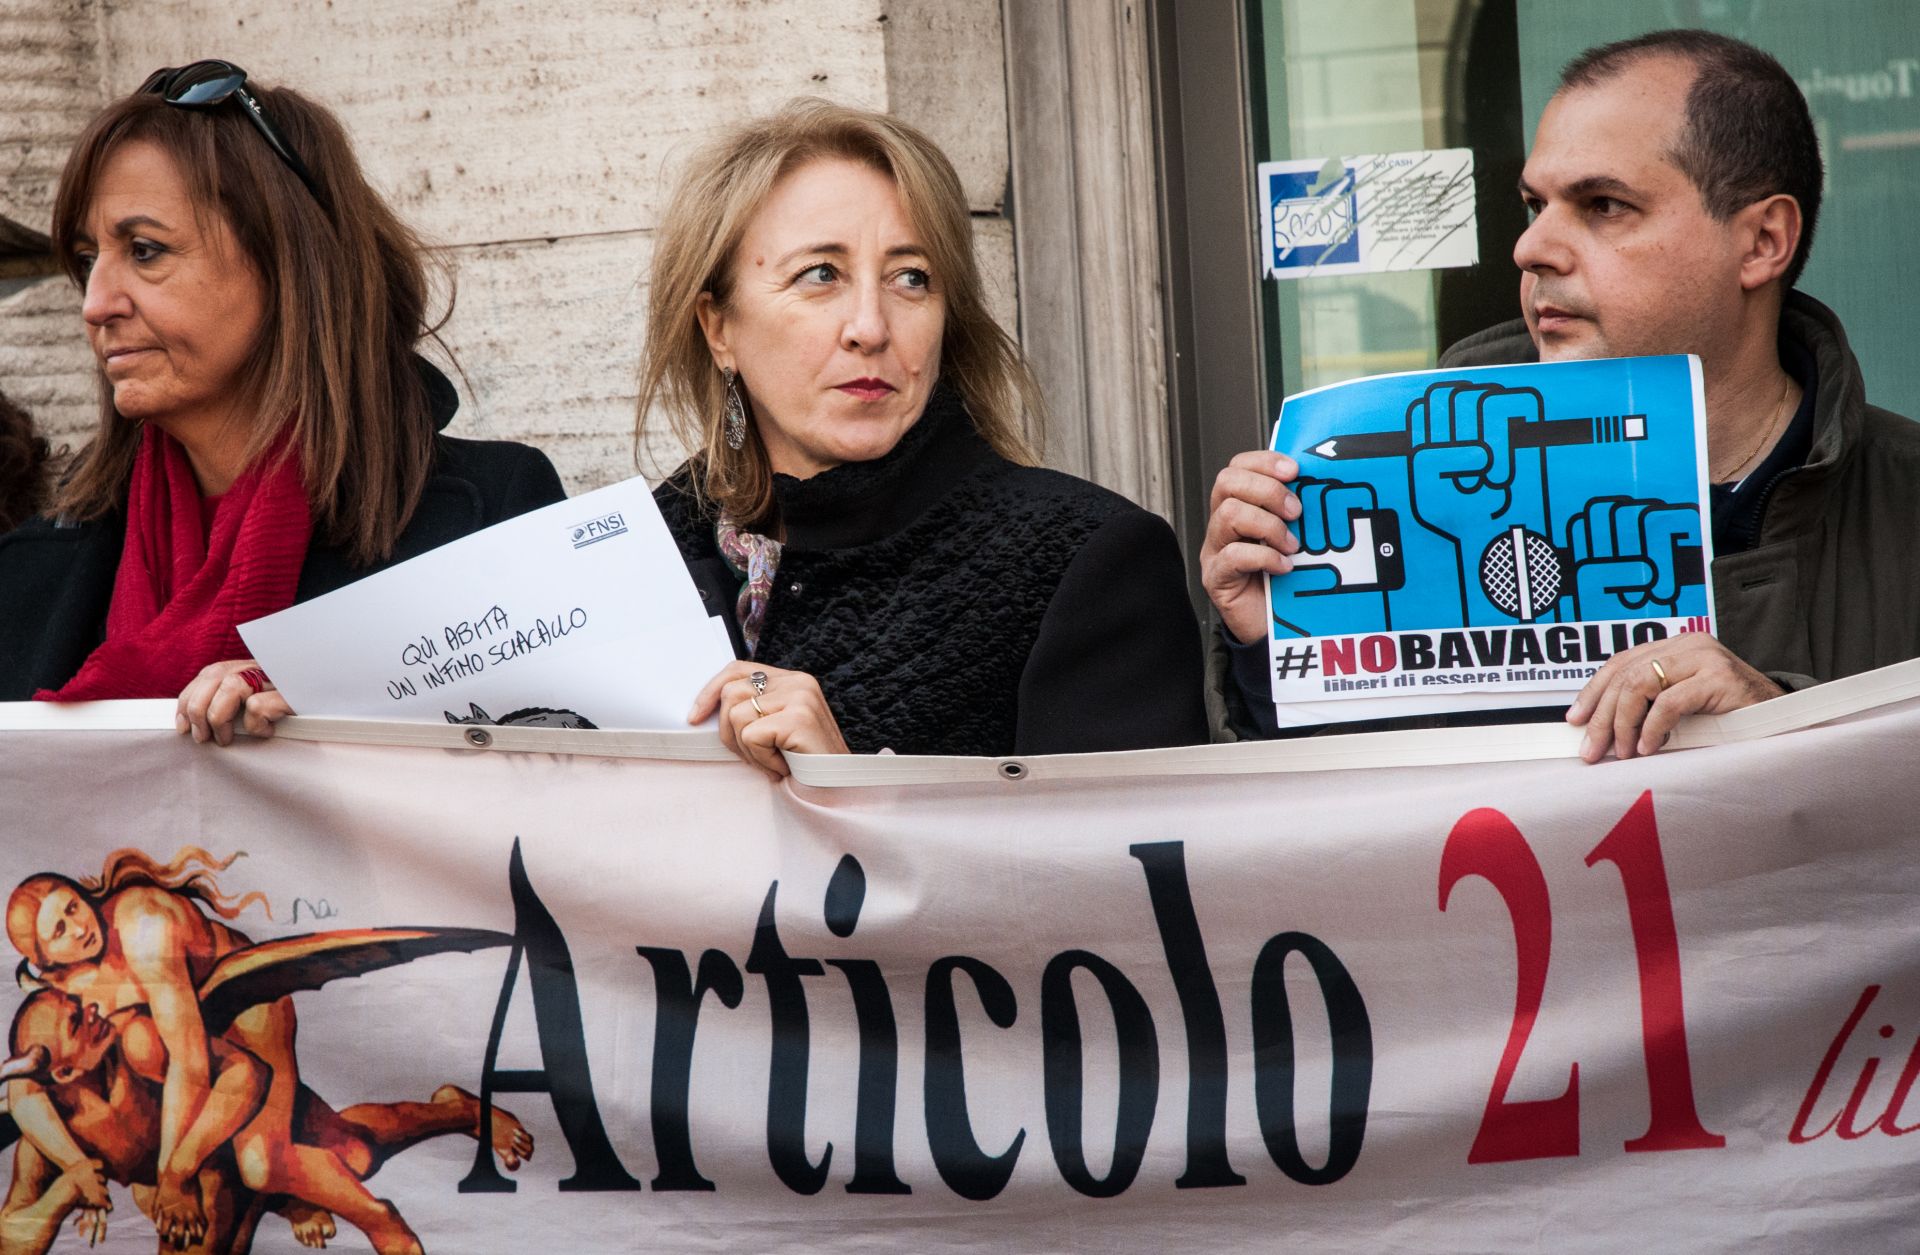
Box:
[749,670,768,696]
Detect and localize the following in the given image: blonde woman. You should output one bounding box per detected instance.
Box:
[642,100,1207,775]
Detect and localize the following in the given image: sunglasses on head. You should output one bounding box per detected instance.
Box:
[139,59,323,203]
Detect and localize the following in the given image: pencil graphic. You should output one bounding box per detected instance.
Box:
[1307,413,1649,460]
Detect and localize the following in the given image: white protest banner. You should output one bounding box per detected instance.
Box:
[239,476,733,731]
[1266,355,1712,726]
[2,662,1918,1252]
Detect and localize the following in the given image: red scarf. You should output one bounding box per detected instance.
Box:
[40,428,313,702]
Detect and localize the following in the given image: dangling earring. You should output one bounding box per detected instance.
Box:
[722,367,747,451]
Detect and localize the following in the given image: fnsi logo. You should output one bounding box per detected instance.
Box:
[570,511,628,549]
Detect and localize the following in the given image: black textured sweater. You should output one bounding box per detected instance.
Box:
[656,390,1209,757]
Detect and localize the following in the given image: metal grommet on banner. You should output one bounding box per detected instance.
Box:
[997,760,1028,781]
[463,727,494,749]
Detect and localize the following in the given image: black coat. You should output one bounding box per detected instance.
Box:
[0,373,564,701]
[657,389,1209,756]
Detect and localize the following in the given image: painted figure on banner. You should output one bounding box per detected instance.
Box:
[0,848,530,1253]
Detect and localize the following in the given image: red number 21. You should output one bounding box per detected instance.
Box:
[1438,790,1725,1163]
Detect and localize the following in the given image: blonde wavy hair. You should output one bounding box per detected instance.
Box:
[7,847,268,972]
[637,98,1044,527]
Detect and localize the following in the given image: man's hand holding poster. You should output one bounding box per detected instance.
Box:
[1266,355,1713,726]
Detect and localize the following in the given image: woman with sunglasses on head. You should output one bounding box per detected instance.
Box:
[0,62,564,736]
[644,100,1208,776]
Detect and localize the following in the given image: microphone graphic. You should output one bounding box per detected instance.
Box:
[1308,412,1649,460]
[1480,523,1709,622]
[1480,526,1564,623]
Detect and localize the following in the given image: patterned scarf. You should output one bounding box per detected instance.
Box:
[715,517,782,658]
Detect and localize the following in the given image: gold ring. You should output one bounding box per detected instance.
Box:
[750,695,767,717]
[1650,658,1671,691]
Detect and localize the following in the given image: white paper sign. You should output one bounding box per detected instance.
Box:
[240,477,735,730]
[1258,149,1478,280]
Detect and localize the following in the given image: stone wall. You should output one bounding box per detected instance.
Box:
[0,0,103,442]
[0,0,1014,492]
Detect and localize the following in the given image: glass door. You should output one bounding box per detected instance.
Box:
[1247,0,1526,397]
[1513,0,1920,420]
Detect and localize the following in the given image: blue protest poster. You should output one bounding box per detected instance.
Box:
[1264,355,1713,726]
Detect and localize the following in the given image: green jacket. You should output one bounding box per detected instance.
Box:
[1440,291,1920,691]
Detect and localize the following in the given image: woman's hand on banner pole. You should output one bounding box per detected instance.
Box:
[691,660,850,780]
[177,659,293,745]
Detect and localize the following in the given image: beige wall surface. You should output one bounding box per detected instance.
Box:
[0,0,1013,493]
[0,0,103,440]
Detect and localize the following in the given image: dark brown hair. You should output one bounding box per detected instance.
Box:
[1560,29,1824,288]
[50,81,449,565]
[637,98,1042,527]
[0,388,51,534]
